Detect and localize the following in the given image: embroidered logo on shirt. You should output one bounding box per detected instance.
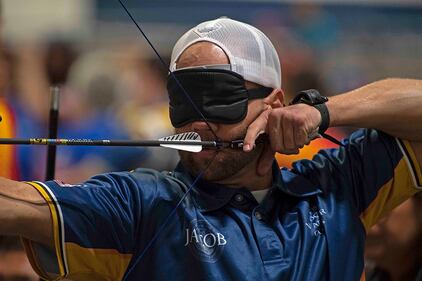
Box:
[305,208,326,236]
[184,219,227,263]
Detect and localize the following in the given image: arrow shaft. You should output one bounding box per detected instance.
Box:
[0,138,219,147]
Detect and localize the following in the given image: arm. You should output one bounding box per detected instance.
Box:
[0,177,52,246]
[19,173,144,280]
[244,80,422,231]
[0,170,145,280]
[328,78,422,167]
[244,78,422,175]
[329,78,422,141]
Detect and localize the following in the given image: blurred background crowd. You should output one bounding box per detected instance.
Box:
[0,0,421,280]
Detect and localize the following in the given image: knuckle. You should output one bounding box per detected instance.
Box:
[283,112,295,123]
[268,108,279,119]
[293,115,306,126]
[267,114,278,129]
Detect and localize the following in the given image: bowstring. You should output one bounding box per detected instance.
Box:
[117,1,220,278]
[118,0,218,141]
[123,153,218,279]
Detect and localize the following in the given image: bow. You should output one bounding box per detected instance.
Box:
[45,86,60,181]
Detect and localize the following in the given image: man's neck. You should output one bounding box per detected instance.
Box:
[214,159,273,191]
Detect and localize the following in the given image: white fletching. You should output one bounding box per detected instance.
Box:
[159,132,203,152]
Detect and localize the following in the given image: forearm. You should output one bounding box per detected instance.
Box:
[328,78,422,141]
[0,177,52,246]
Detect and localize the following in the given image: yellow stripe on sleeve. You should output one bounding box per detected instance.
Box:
[399,139,422,188]
[22,181,67,280]
[64,242,132,281]
[22,182,132,280]
[360,158,419,231]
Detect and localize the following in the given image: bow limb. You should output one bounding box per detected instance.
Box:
[45,86,60,181]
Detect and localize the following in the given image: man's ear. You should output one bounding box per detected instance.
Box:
[264,89,285,109]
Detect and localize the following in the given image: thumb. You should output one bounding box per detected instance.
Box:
[256,144,275,176]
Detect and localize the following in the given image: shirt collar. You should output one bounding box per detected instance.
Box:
[173,163,239,212]
[173,161,321,212]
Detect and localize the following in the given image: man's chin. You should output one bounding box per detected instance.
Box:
[179,151,217,179]
[194,149,218,160]
[179,146,262,182]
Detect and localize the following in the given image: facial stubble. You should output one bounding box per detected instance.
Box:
[178,143,263,182]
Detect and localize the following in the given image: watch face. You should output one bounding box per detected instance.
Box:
[290,89,327,106]
[299,96,313,105]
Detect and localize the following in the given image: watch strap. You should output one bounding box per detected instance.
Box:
[314,103,330,134]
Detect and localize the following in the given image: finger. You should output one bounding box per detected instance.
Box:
[295,127,308,149]
[257,144,275,176]
[268,111,283,152]
[282,114,295,150]
[244,109,271,152]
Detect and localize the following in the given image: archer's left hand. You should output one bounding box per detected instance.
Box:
[243,103,322,176]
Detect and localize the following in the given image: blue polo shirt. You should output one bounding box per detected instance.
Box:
[23,129,422,281]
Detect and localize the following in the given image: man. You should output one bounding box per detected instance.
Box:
[0,18,421,281]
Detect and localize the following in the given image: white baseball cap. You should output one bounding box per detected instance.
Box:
[170,17,282,89]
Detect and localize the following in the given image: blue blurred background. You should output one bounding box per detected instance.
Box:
[0,1,421,280]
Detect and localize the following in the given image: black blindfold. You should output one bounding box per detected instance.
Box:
[167,68,273,128]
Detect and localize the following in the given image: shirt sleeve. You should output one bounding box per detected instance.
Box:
[292,129,422,231]
[21,171,154,281]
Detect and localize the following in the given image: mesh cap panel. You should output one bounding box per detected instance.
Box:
[170,17,281,89]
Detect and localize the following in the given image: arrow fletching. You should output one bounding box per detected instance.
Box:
[159,132,203,152]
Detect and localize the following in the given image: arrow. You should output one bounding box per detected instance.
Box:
[0,132,256,153]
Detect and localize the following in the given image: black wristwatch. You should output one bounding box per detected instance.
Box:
[289,89,330,134]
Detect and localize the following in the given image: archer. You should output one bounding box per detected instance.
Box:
[0,17,422,281]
